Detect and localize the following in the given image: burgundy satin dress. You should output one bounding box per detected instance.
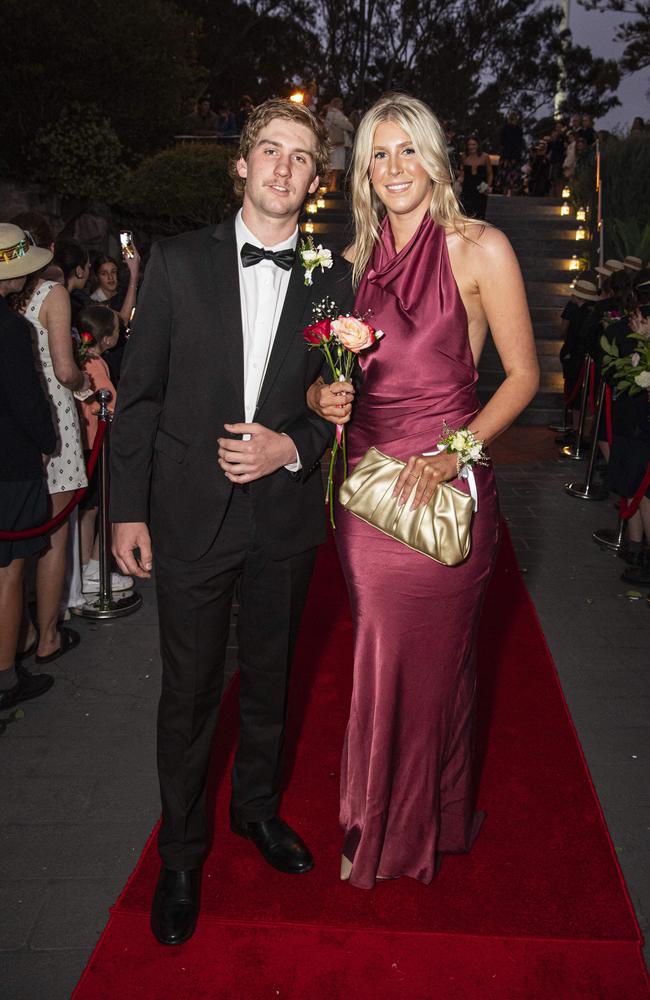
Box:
[336,214,500,888]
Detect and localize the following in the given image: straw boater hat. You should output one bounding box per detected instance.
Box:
[0,223,52,279]
[623,255,642,271]
[571,279,600,302]
[594,258,625,277]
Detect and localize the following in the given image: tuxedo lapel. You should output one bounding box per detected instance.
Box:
[255,257,311,416]
[210,220,245,414]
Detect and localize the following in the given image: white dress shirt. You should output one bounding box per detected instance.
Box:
[234,210,301,471]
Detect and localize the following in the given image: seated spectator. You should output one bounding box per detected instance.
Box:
[0,225,58,707]
[184,97,218,137]
[75,305,133,595]
[630,116,645,134]
[236,95,254,133]
[216,104,238,139]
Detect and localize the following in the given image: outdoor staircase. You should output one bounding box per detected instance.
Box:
[301,192,577,426]
[479,195,577,426]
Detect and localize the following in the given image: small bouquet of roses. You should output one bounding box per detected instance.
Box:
[601,310,650,397]
[304,297,384,526]
[73,330,95,368]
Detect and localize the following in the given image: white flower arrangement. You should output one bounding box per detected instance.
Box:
[438,421,489,476]
[299,236,333,286]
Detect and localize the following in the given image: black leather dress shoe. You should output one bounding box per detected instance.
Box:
[0,667,53,711]
[150,867,201,945]
[231,816,314,874]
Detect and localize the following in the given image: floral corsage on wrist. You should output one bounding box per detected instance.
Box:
[299,236,333,286]
[438,422,490,478]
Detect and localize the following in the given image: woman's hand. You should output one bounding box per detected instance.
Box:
[307,377,355,424]
[393,451,458,509]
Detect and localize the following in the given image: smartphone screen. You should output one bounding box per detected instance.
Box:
[120,230,136,259]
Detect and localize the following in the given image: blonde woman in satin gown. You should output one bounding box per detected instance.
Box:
[310,94,539,889]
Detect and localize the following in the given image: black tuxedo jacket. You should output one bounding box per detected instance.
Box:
[109,216,354,561]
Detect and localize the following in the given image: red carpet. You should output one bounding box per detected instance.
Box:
[73,529,649,999]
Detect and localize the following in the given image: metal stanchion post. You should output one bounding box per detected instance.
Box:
[75,389,142,620]
[560,355,591,461]
[549,403,572,435]
[565,379,609,500]
[593,514,626,553]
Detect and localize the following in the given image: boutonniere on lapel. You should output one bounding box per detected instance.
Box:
[299,235,333,286]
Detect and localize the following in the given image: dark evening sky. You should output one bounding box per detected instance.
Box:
[570,2,648,129]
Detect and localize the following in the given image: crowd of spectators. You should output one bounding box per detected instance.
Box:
[558,256,650,585]
[0,214,142,712]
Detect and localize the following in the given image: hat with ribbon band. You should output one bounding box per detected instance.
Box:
[571,279,600,302]
[0,223,52,279]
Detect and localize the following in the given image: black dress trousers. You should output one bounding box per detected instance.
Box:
[153,487,317,871]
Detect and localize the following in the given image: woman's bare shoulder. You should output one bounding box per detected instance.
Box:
[342,243,356,263]
[447,221,512,255]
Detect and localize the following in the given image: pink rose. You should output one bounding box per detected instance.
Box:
[303,319,332,345]
[331,315,378,353]
[631,352,641,367]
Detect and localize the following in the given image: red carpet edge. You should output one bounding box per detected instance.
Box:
[72,527,650,1000]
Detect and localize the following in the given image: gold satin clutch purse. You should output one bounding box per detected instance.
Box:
[338,446,474,565]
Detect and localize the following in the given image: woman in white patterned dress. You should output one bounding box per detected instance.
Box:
[17,277,89,661]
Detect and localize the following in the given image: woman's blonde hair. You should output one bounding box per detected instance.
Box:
[349,93,472,287]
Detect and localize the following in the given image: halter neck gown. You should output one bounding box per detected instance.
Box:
[336,214,500,888]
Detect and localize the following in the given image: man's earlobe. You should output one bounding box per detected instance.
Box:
[236,157,248,179]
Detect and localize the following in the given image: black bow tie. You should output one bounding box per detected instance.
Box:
[240,243,295,271]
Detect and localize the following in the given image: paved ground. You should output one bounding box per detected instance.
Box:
[2,428,649,999]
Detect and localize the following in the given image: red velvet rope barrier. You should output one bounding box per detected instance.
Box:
[604,384,613,448]
[0,420,107,541]
[563,359,586,407]
[620,462,650,521]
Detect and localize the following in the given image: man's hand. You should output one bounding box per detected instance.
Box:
[112,521,153,578]
[218,423,297,483]
[306,377,354,425]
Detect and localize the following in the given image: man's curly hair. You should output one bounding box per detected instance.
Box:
[230,98,331,199]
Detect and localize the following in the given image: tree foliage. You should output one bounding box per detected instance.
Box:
[309,0,620,136]
[0,0,204,174]
[118,143,237,228]
[175,0,322,104]
[579,0,650,76]
[33,104,126,202]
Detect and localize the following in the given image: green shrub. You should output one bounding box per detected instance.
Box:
[33,102,126,201]
[571,134,650,259]
[118,143,237,228]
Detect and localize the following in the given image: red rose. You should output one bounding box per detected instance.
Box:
[80,332,94,344]
[303,318,332,345]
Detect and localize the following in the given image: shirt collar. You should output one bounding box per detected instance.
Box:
[235,209,298,254]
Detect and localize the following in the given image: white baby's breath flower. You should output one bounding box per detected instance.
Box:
[634,370,650,389]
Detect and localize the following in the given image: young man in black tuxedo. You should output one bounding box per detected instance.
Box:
[110,100,353,945]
